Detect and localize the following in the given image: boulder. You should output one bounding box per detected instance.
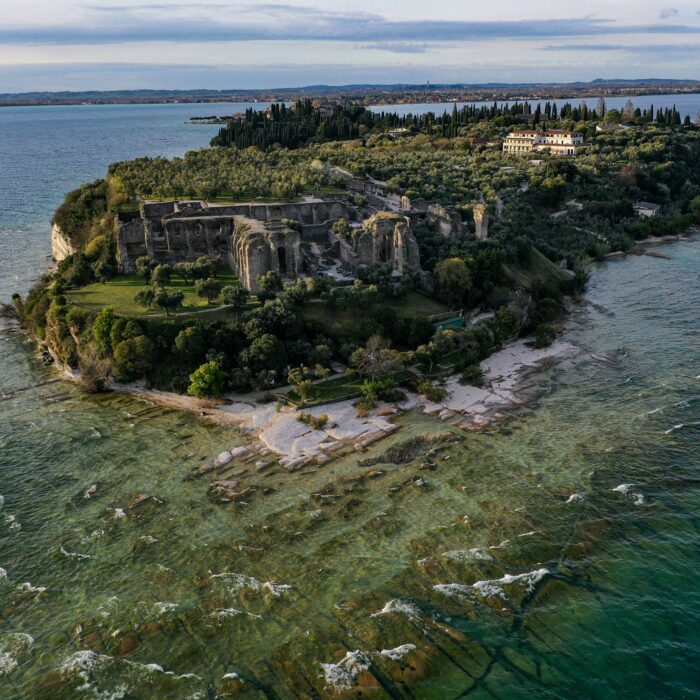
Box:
[214,451,233,467]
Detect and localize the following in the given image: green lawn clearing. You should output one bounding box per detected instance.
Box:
[69,270,245,317]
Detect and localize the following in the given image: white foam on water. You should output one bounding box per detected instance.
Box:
[60,545,91,559]
[612,483,646,505]
[209,608,262,622]
[0,568,7,581]
[442,548,493,562]
[0,632,33,676]
[222,672,242,680]
[432,583,472,599]
[59,649,201,694]
[140,535,157,544]
[320,650,371,690]
[665,421,700,435]
[210,572,292,597]
[566,493,585,504]
[0,495,4,508]
[370,599,420,619]
[113,508,126,519]
[84,485,97,499]
[517,531,537,538]
[17,582,47,595]
[435,568,550,602]
[379,644,416,661]
[154,602,178,615]
[4,514,21,532]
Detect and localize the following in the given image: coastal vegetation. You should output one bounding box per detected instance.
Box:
[14,102,700,401]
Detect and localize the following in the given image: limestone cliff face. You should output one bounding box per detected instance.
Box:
[51,223,77,262]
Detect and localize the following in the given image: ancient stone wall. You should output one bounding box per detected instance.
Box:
[426,203,464,237]
[349,213,421,273]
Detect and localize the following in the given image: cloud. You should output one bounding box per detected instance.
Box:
[4,7,700,46]
[544,42,700,53]
[659,8,679,19]
[359,43,432,54]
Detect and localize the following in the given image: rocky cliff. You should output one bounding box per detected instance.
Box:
[51,223,77,262]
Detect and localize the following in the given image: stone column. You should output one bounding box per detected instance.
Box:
[473,204,489,241]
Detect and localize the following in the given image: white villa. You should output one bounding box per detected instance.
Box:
[503,130,585,156]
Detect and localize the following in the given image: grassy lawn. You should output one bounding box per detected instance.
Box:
[286,368,413,407]
[69,271,244,317]
[287,374,364,406]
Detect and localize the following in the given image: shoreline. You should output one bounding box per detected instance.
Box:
[51,337,578,473]
[13,227,698,473]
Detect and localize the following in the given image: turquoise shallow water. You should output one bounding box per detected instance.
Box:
[0,104,699,698]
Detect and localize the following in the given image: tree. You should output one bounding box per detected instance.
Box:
[288,366,315,405]
[332,218,350,236]
[174,262,195,285]
[433,258,471,308]
[242,333,286,373]
[134,287,156,309]
[622,99,635,120]
[495,307,520,343]
[135,256,156,282]
[349,335,403,382]
[187,360,226,398]
[154,289,184,316]
[221,285,250,310]
[112,335,154,382]
[258,271,282,297]
[596,96,606,119]
[195,277,223,304]
[151,264,173,287]
[174,326,206,363]
[92,306,115,354]
[193,256,215,280]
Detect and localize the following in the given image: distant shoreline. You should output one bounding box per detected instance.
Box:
[2,81,700,108]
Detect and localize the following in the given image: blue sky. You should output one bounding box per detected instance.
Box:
[1,1,700,91]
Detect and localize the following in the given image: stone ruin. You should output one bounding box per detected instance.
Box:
[111,169,490,292]
[115,197,422,292]
[473,204,489,241]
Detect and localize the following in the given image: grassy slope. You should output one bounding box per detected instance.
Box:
[504,249,572,289]
[69,271,241,316]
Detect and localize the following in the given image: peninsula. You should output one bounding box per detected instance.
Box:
[11,97,700,471]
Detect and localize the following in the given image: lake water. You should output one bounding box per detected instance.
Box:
[371,92,700,121]
[1,101,699,698]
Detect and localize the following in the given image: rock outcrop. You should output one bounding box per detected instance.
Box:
[51,223,77,262]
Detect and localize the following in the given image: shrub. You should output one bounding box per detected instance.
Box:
[187,360,227,398]
[418,380,448,402]
[297,412,329,430]
[461,364,484,387]
[533,324,556,348]
[78,343,111,393]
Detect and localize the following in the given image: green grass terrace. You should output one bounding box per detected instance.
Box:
[68,271,246,317]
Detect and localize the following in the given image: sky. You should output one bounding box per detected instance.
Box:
[1,1,700,92]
